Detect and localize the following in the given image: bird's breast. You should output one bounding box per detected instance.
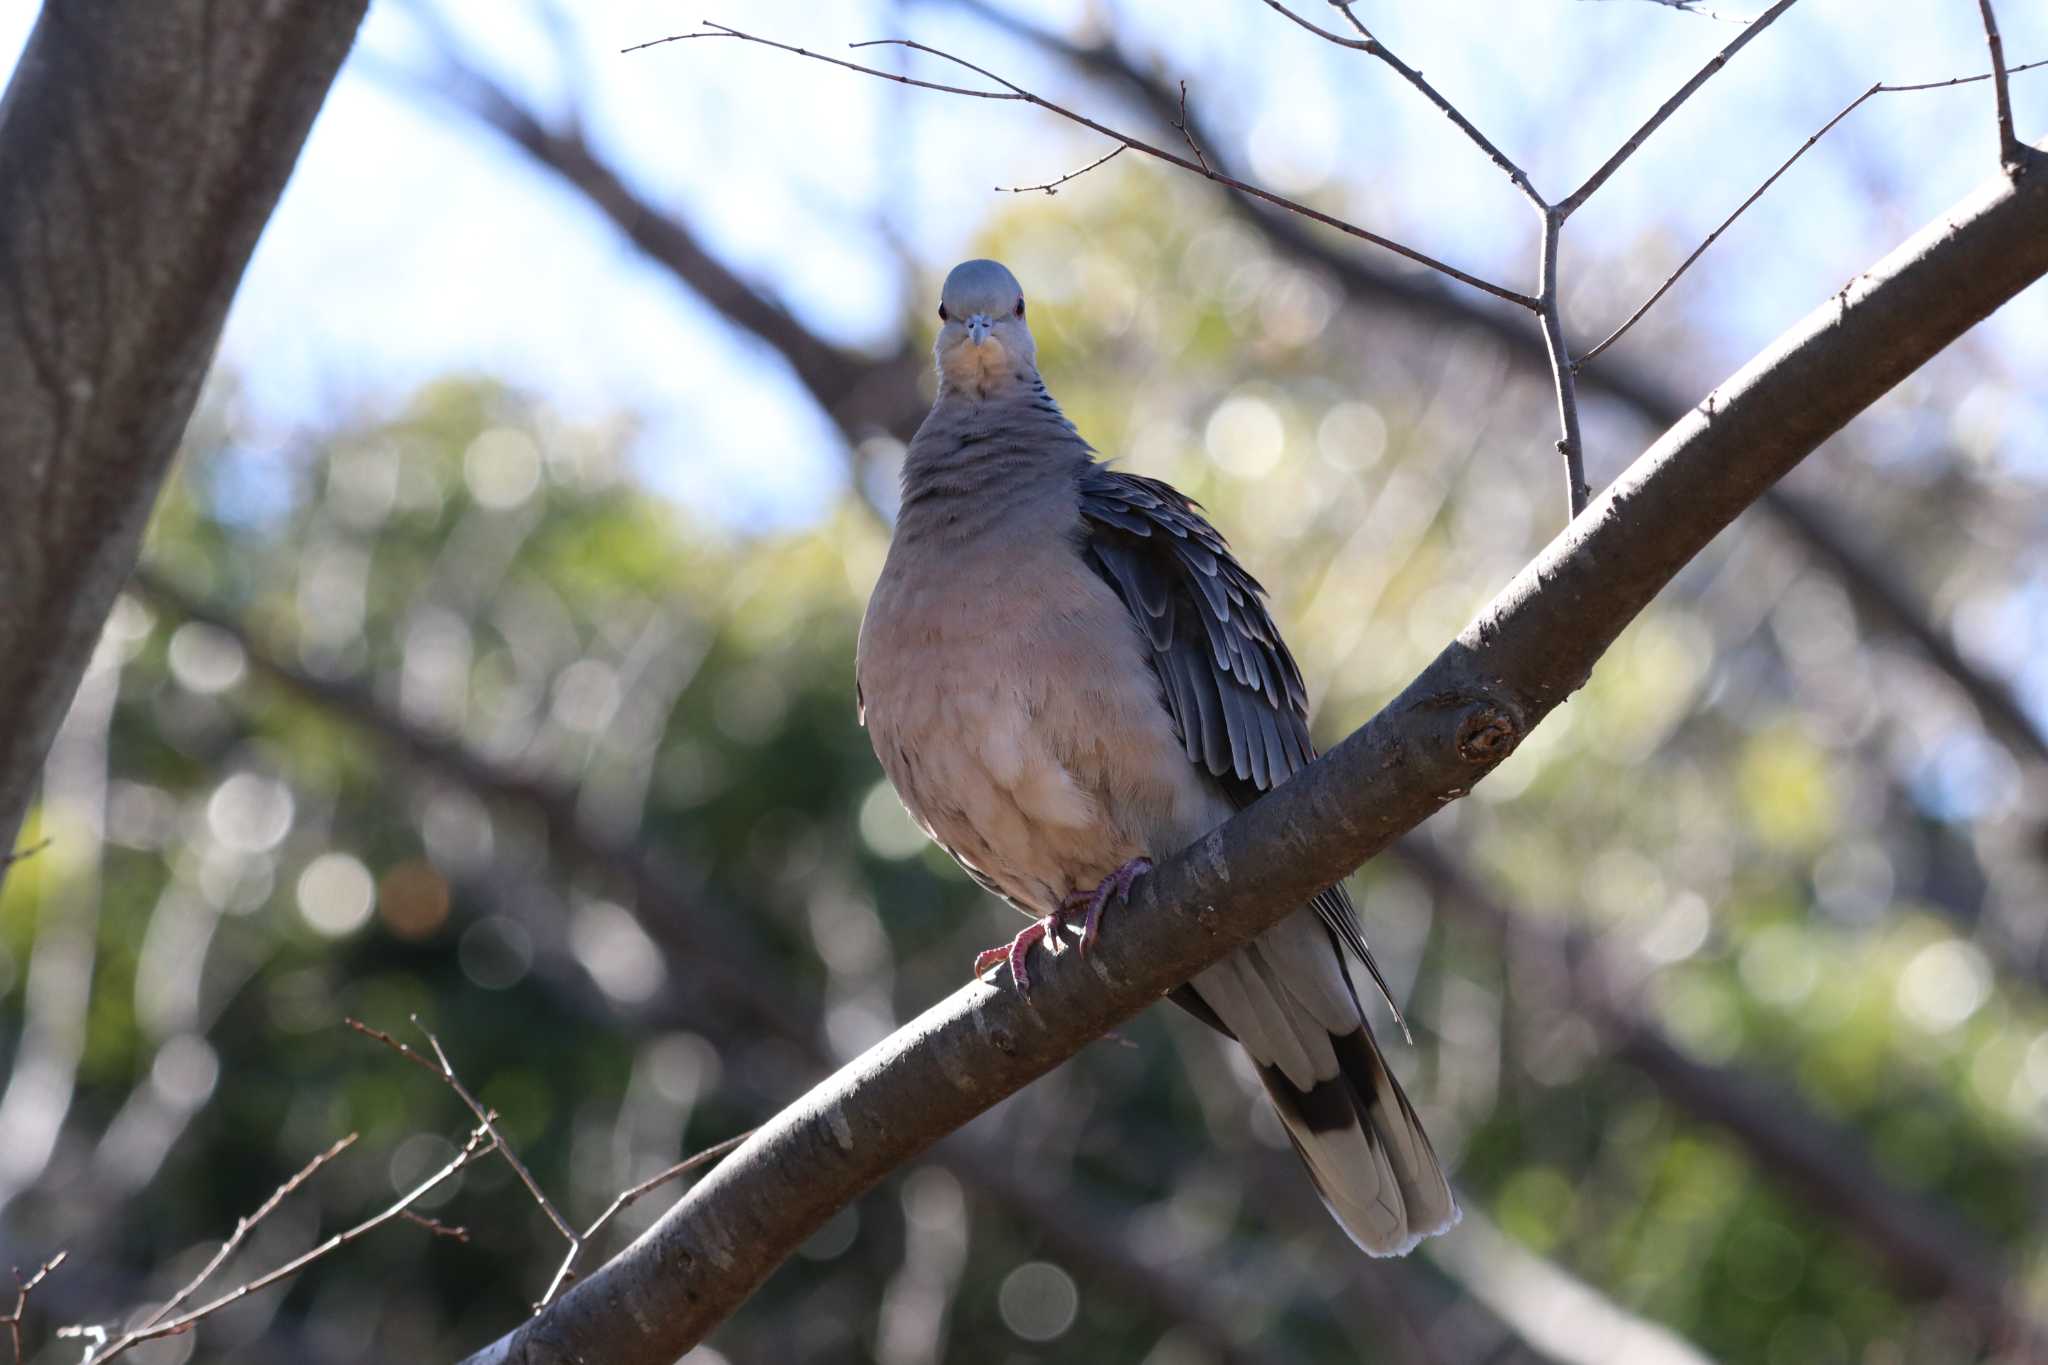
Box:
[857,544,1221,911]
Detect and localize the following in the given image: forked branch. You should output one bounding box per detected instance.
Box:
[624,23,1536,309]
[1977,0,2021,169]
[1578,55,2048,367]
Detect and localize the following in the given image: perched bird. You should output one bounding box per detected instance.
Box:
[856,259,1457,1255]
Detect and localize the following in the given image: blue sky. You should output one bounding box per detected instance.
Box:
[4,1,2044,525]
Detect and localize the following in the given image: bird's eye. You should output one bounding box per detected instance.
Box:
[938,304,950,322]
[1014,298,1026,317]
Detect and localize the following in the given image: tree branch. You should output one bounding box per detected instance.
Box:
[1264,1,1546,207]
[146,580,1663,1364]
[1538,211,1590,516]
[1977,0,2021,171]
[953,4,2048,768]
[625,23,1538,309]
[0,0,367,857]
[1577,56,2048,368]
[456,141,2048,1365]
[1556,0,1804,218]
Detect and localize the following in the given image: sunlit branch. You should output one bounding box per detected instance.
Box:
[1,1253,65,1365]
[997,144,1125,195]
[1538,212,1589,516]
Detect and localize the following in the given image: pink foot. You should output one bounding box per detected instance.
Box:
[1061,857,1153,957]
[972,915,1064,992]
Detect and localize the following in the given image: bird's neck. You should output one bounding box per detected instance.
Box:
[894,381,1090,546]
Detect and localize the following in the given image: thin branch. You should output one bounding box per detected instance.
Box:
[546,1130,755,1303]
[1977,0,2021,170]
[419,1025,579,1253]
[347,1016,745,1312]
[1265,1,1546,207]
[1557,0,1804,217]
[0,838,49,873]
[1173,79,1209,173]
[997,144,1125,194]
[628,24,1538,309]
[352,1018,579,1305]
[124,1135,358,1344]
[1577,56,2048,368]
[399,1210,472,1241]
[67,1126,497,1363]
[1538,211,1589,516]
[460,145,2048,1365]
[2,1252,65,1365]
[1608,0,1751,19]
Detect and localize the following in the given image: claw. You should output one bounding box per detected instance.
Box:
[972,915,1059,992]
[972,858,1155,991]
[1064,857,1153,957]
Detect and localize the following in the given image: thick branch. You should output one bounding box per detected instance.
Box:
[0,0,367,857]
[458,143,2048,1365]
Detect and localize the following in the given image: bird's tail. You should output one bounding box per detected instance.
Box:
[1256,1019,1459,1256]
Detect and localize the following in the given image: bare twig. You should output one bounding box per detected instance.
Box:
[399,1210,472,1242]
[1537,212,1589,516]
[997,144,1124,194]
[545,1130,754,1302]
[1173,79,1209,172]
[0,838,49,874]
[347,1015,744,1312]
[2,1252,65,1365]
[1609,0,1750,19]
[1266,1,1545,207]
[1977,0,2021,170]
[67,1127,494,1362]
[1557,0,1804,217]
[349,1018,580,1301]
[627,24,1538,309]
[126,1135,358,1344]
[1577,56,2048,367]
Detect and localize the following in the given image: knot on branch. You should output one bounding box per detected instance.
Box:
[1455,704,1522,765]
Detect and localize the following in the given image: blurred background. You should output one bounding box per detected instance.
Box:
[3,1,2047,1361]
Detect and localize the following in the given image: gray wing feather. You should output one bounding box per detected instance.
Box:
[1074,466,1401,1025]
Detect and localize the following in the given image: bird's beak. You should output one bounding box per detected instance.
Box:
[966,312,993,345]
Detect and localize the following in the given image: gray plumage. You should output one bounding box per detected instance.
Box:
[857,258,1458,1255]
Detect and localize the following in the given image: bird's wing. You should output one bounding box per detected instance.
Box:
[1074,465,1402,1026]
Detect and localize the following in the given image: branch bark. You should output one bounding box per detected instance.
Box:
[0,0,368,857]
[457,142,2048,1365]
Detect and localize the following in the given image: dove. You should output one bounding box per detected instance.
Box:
[855,258,1457,1254]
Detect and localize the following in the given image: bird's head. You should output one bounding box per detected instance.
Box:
[934,258,1036,395]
